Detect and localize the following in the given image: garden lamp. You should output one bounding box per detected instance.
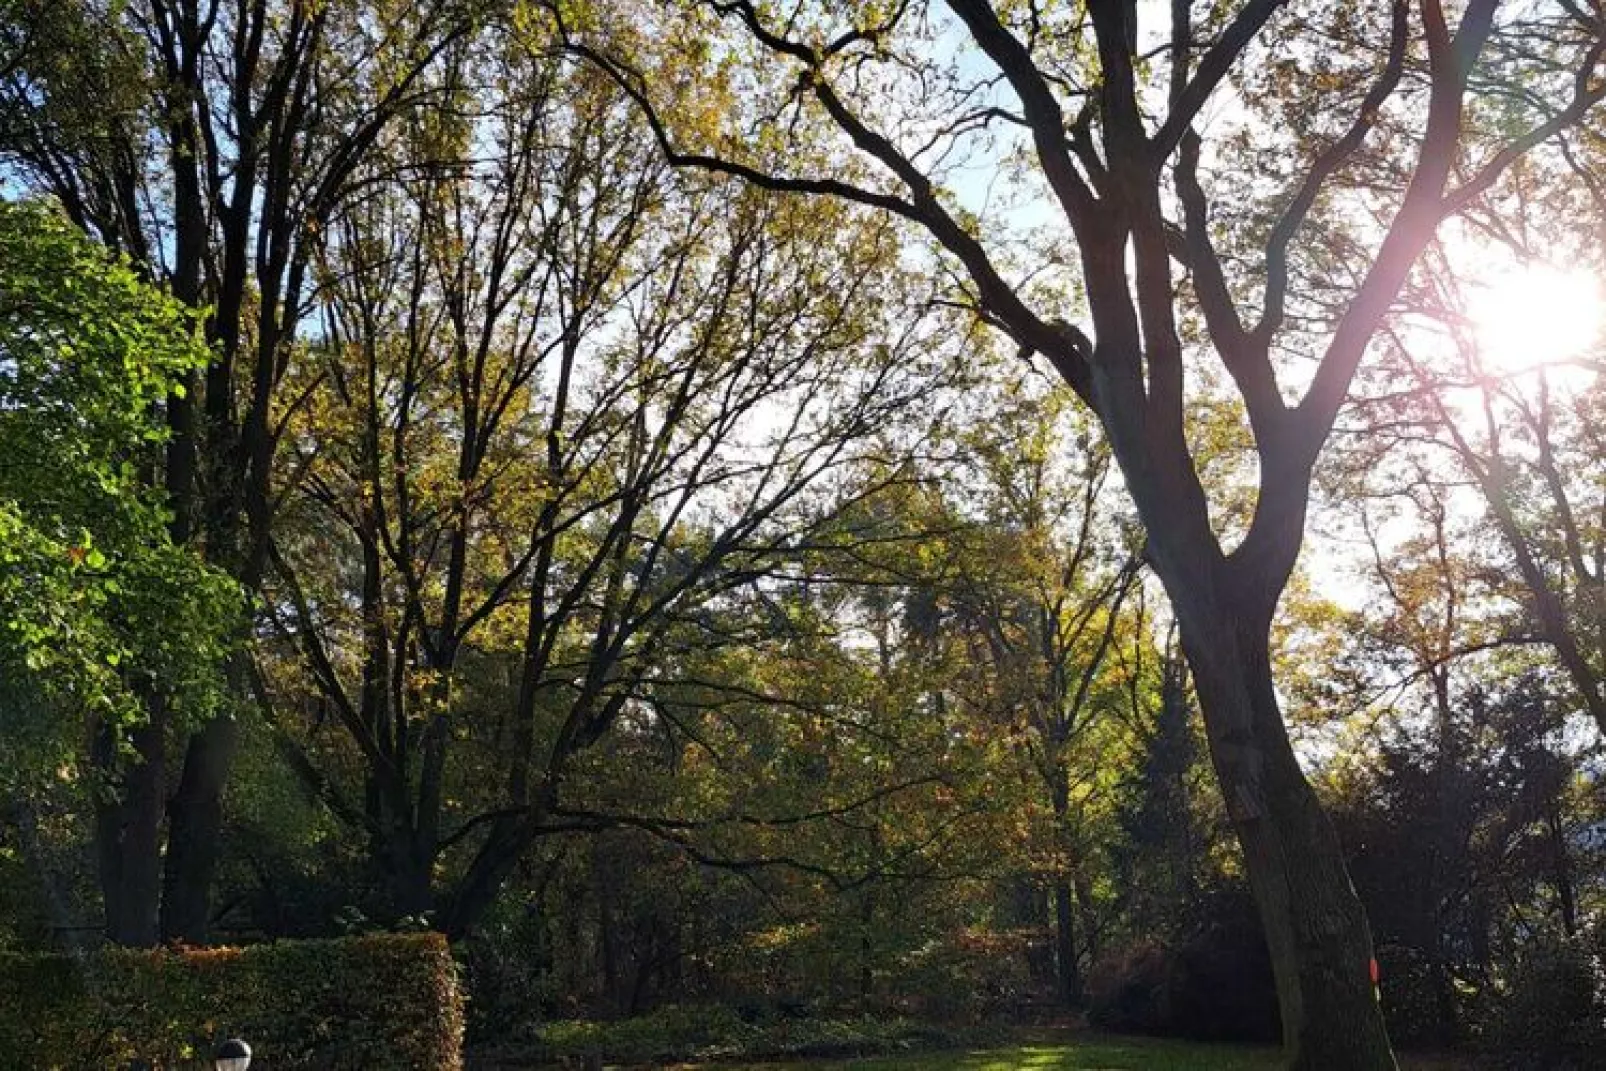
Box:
[214,1038,251,1071]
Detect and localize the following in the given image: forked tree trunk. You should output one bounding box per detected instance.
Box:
[1179,600,1395,1071]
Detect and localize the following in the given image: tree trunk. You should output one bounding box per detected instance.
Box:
[1074,872,1099,973]
[443,812,545,939]
[1052,880,1081,1006]
[160,714,240,943]
[1183,616,1395,1071]
[594,839,622,1013]
[1547,807,1577,937]
[94,718,165,947]
[1426,930,1458,1047]
[1049,770,1082,1005]
[859,893,875,1006]
[386,846,436,923]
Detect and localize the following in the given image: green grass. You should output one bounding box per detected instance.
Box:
[703,1033,1282,1070]
[697,1033,1467,1071]
[481,1020,1469,1069]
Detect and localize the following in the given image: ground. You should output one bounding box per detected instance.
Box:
[703,1034,1280,1069]
[472,1025,1472,1069]
[679,1034,1469,1070]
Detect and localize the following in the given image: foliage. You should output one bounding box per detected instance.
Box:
[0,932,464,1069]
[552,0,1606,1058]
[1325,643,1603,1048]
[0,200,236,780]
[529,1006,979,1065]
[3,4,1606,1067]
[1481,927,1606,1068]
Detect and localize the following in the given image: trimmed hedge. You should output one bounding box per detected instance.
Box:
[0,932,464,1069]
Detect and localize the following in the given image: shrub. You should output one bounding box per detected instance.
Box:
[1086,940,1174,1035]
[1373,943,1457,1049]
[0,932,464,1069]
[1480,930,1606,1070]
[529,1006,963,1065]
[893,928,1037,1022]
[1087,897,1279,1044]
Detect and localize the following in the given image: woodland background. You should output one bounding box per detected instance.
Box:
[1,0,1604,1065]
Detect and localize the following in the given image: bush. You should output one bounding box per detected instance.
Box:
[0,932,464,1069]
[1480,931,1606,1070]
[1086,940,1173,1035]
[893,928,1037,1022]
[528,1006,963,1065]
[1087,897,1279,1044]
[1374,943,1456,1049]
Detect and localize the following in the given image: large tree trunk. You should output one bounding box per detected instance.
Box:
[160,714,241,942]
[1181,607,1394,1071]
[94,717,165,947]
[443,812,545,939]
[384,831,437,923]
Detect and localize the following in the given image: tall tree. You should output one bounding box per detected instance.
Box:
[1,0,477,942]
[254,40,965,936]
[941,391,1144,1005]
[1350,234,1606,739]
[552,0,1606,1063]
[0,202,236,943]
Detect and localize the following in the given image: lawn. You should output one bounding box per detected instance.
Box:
[476,1023,1469,1069]
[700,1034,1465,1070]
[699,1034,1283,1070]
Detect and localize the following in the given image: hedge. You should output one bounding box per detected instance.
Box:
[0,932,464,1069]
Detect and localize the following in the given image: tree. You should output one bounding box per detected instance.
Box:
[1291,397,1604,1046]
[1112,630,1215,944]
[937,390,1144,1005]
[1348,232,1606,739]
[1329,667,1594,1047]
[250,37,969,937]
[552,0,1606,1064]
[1,0,478,943]
[0,201,237,944]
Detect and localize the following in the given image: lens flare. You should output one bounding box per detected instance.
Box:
[1467,263,1603,372]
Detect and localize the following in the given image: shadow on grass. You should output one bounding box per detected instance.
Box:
[715,1034,1282,1071]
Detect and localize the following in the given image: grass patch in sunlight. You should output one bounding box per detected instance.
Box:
[705,1033,1282,1070]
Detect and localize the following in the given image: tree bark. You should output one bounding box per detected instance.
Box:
[1181,604,1395,1071]
[859,893,876,1006]
[94,717,165,947]
[1052,880,1080,1006]
[443,812,546,939]
[594,837,623,1013]
[1547,807,1577,938]
[1049,770,1082,1005]
[385,831,436,922]
[160,713,240,943]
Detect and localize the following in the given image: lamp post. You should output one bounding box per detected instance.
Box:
[214,1038,251,1071]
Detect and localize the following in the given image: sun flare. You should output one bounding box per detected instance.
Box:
[1467,262,1604,372]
